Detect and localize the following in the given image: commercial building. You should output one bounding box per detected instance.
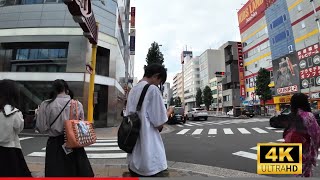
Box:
[172,72,184,103]
[199,49,224,90]
[163,82,170,108]
[183,56,200,111]
[0,0,132,127]
[220,41,242,112]
[209,77,223,111]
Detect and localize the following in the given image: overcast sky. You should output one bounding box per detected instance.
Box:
[131,0,248,85]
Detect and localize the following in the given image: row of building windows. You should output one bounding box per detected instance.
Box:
[243,40,270,59]
[242,27,268,48]
[0,0,63,6]
[270,14,287,30]
[272,30,290,45]
[15,48,67,60]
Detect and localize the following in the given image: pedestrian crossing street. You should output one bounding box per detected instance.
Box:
[26,138,127,159]
[176,127,283,136]
[232,139,320,161]
[175,118,269,128]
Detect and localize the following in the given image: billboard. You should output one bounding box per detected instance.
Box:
[131,7,135,28]
[130,29,135,55]
[181,51,193,64]
[273,54,300,95]
[237,42,246,97]
[298,43,320,89]
[237,0,267,30]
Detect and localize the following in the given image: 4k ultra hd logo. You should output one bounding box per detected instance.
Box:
[257,143,302,175]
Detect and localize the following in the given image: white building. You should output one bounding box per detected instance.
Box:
[199,49,225,90]
[172,72,183,102]
[183,56,200,111]
[163,82,170,108]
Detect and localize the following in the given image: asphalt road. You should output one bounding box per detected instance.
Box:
[19,116,320,177]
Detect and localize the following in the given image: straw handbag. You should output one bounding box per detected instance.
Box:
[64,100,96,148]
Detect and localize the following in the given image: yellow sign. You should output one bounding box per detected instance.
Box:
[257,143,302,175]
[273,95,292,104]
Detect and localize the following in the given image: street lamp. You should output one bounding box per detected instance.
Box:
[247,70,257,113]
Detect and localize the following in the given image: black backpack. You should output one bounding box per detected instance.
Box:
[117,84,150,153]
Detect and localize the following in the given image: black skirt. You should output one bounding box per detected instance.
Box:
[0,146,32,177]
[45,135,94,177]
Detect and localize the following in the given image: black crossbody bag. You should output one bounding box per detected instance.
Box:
[117,84,150,153]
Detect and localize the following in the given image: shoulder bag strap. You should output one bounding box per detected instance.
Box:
[136,84,151,112]
[50,99,71,127]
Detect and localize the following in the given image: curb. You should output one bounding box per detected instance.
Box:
[25,157,268,178]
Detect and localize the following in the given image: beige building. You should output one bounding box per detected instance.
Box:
[210,77,223,111]
[172,72,184,103]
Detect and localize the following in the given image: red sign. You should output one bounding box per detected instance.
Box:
[237,42,246,97]
[277,85,298,94]
[131,7,136,28]
[238,0,267,30]
[65,0,98,44]
[297,43,320,60]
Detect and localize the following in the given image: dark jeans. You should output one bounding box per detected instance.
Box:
[129,168,169,177]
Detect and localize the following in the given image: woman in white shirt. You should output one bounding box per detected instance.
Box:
[0,79,31,177]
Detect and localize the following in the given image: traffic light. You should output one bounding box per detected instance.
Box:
[215,72,225,76]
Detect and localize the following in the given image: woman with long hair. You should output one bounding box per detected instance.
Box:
[36,79,93,177]
[284,93,320,177]
[0,79,31,177]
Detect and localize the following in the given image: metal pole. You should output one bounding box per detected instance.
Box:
[216,82,219,115]
[87,23,99,123]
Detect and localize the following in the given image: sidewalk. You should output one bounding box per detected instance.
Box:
[23,126,267,178]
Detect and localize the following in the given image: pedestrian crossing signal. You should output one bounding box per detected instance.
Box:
[215,72,225,76]
[257,143,302,175]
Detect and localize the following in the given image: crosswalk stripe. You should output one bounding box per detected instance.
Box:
[177,129,190,135]
[91,142,118,146]
[19,137,33,141]
[192,129,203,135]
[265,127,277,130]
[28,152,127,159]
[176,124,183,127]
[208,129,217,135]
[85,147,121,151]
[237,128,251,134]
[184,124,193,127]
[277,139,285,142]
[223,128,233,134]
[232,151,257,160]
[252,128,268,134]
[250,147,257,150]
[95,139,117,142]
[275,130,284,133]
[188,122,203,126]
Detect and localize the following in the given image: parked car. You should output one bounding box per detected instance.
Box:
[242,109,255,118]
[167,106,186,124]
[269,108,320,128]
[185,108,208,121]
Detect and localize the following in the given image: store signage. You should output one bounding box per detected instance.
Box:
[238,0,266,30]
[131,7,136,28]
[298,43,320,89]
[65,0,98,44]
[237,42,246,97]
[273,95,292,104]
[130,29,136,55]
[311,92,320,99]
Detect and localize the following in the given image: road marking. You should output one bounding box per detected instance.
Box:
[252,128,268,134]
[188,122,203,126]
[275,130,284,133]
[184,124,193,127]
[265,127,277,130]
[192,129,203,135]
[177,129,190,135]
[19,137,33,141]
[28,152,128,159]
[223,128,233,134]
[176,124,183,127]
[232,151,257,160]
[250,146,257,150]
[237,128,251,134]
[277,139,285,142]
[42,147,121,151]
[208,129,217,135]
[91,142,118,146]
[95,139,117,142]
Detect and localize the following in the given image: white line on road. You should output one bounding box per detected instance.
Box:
[232,151,257,160]
[265,127,277,130]
[188,122,203,126]
[252,128,268,134]
[192,129,203,135]
[208,129,217,135]
[91,142,118,146]
[277,139,285,142]
[275,130,284,133]
[176,124,183,127]
[95,139,117,143]
[28,152,127,159]
[223,128,234,134]
[237,128,251,134]
[250,147,257,150]
[85,147,121,151]
[19,137,33,141]
[177,129,190,135]
[184,124,194,127]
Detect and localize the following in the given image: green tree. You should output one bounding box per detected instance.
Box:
[203,86,213,111]
[196,88,203,107]
[169,97,175,106]
[145,41,164,68]
[175,97,182,106]
[255,68,272,116]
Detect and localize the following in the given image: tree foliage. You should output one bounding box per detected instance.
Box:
[203,86,213,110]
[145,41,164,68]
[196,88,203,107]
[255,68,272,115]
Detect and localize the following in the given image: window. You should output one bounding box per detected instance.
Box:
[245,66,248,71]
[246,79,248,84]
[285,30,290,37]
[22,0,44,4]
[297,4,302,12]
[246,92,249,97]
[255,62,258,68]
[274,31,287,44]
[272,15,285,29]
[301,21,306,29]
[283,14,287,21]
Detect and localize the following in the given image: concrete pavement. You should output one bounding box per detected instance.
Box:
[21,124,267,177]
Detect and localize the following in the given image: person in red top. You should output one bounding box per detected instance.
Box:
[284,93,320,177]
